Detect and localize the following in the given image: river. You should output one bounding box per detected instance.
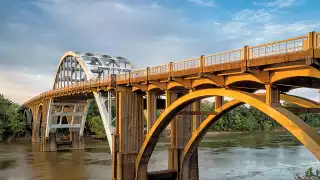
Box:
[0,131,319,180]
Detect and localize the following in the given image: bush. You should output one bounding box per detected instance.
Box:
[295,168,320,180]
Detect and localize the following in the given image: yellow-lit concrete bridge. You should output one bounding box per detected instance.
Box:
[23,31,320,180]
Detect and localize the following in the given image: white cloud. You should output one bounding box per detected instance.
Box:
[187,0,217,7]
[254,0,296,8]
[0,0,319,104]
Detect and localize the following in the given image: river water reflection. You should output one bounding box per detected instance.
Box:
[0,131,319,180]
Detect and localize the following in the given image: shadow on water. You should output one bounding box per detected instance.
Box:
[0,159,16,170]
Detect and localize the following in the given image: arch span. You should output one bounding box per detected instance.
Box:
[180,93,320,175]
[135,89,320,179]
[271,67,320,84]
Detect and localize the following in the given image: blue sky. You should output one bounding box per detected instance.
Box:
[0,0,319,103]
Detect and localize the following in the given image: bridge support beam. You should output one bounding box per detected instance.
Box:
[113,90,144,180]
[93,91,113,152]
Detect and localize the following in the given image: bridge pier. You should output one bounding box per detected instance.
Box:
[112,89,145,180]
[179,91,201,180]
[71,131,84,150]
[167,91,199,180]
[43,132,57,151]
[146,92,158,133]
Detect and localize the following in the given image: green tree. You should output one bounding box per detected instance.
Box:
[295,168,320,180]
[0,94,26,141]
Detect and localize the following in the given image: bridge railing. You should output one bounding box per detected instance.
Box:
[203,48,243,72]
[247,35,308,67]
[148,64,169,80]
[24,31,320,106]
[171,57,201,77]
[130,69,147,83]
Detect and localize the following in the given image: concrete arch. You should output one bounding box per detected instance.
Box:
[168,81,185,90]
[225,74,263,86]
[180,93,320,176]
[271,67,320,84]
[135,89,320,179]
[147,84,162,91]
[191,78,216,89]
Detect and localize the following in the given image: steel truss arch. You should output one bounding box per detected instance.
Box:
[53,51,136,89]
[135,89,320,179]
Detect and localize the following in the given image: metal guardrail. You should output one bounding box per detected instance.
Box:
[248,36,307,59]
[172,57,200,72]
[131,69,147,79]
[204,49,243,66]
[149,64,168,75]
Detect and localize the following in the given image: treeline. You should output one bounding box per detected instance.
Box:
[201,100,320,132]
[0,95,26,141]
[1,93,320,141]
[86,99,320,138]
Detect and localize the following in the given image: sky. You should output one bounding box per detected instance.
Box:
[0,0,320,104]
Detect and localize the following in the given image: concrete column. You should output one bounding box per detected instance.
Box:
[215,96,224,109]
[71,131,84,150]
[265,84,280,106]
[114,90,145,180]
[31,106,38,143]
[167,91,178,170]
[180,92,200,180]
[168,92,193,180]
[189,100,200,180]
[146,92,157,133]
[43,132,57,152]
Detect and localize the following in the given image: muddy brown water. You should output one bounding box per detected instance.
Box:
[0,131,319,180]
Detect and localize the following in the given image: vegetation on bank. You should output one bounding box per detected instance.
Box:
[295,168,320,180]
[0,95,26,141]
[86,99,320,139]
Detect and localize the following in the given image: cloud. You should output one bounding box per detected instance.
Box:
[0,0,319,104]
[254,0,296,8]
[187,0,217,7]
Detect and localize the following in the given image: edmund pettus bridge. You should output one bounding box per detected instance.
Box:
[22,31,320,180]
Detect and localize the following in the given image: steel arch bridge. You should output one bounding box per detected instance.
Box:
[23,31,320,180]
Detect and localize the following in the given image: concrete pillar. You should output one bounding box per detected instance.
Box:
[215,96,224,109]
[71,131,84,150]
[265,84,280,106]
[113,90,145,180]
[189,100,200,180]
[180,93,200,180]
[167,91,178,170]
[43,132,57,152]
[147,92,157,133]
[168,92,193,180]
[40,100,49,151]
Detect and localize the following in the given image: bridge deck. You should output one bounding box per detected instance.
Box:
[24,31,320,106]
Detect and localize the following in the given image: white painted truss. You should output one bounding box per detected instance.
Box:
[45,100,91,138]
[44,51,136,152]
